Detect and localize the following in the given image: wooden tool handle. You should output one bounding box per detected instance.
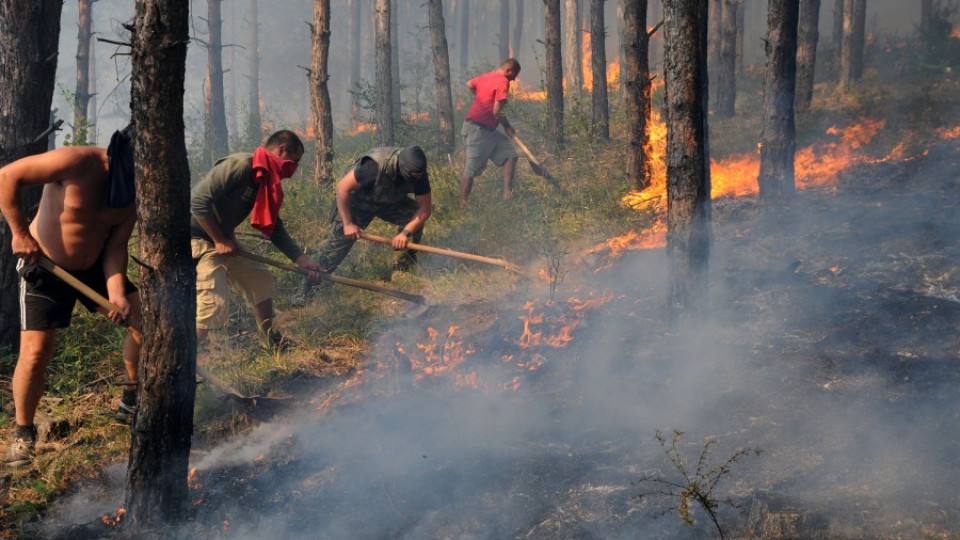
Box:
[359,232,520,272]
[36,256,142,332]
[234,250,427,305]
[512,134,542,166]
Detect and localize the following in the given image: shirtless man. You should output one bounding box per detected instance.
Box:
[0,129,140,467]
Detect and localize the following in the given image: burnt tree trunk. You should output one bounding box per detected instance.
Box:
[564,0,582,97]
[246,0,261,146]
[512,0,524,57]
[349,0,361,128]
[590,0,609,139]
[663,0,711,321]
[796,0,820,112]
[0,0,62,350]
[375,0,395,145]
[204,0,229,167]
[74,0,93,144]
[544,0,565,146]
[623,0,652,190]
[309,0,333,184]
[832,0,843,76]
[391,0,401,121]
[758,0,799,202]
[428,0,455,152]
[499,0,510,60]
[125,0,195,528]
[838,0,865,90]
[715,0,738,117]
[89,34,98,144]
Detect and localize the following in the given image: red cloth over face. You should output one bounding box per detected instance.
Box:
[250,146,299,237]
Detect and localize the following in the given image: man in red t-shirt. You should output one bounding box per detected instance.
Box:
[460,58,521,207]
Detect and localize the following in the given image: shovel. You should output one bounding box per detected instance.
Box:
[512,134,560,189]
[35,256,257,402]
[234,250,430,318]
[359,232,522,273]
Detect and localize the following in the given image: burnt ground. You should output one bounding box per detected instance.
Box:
[33,137,960,539]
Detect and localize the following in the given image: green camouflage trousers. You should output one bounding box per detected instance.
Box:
[315,195,422,273]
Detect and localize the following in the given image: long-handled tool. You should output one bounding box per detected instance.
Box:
[234,250,430,317]
[512,134,560,189]
[359,232,522,273]
[35,256,254,401]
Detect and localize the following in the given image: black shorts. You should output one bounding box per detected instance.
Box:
[17,258,138,331]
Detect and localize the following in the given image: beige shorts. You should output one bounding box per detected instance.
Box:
[192,238,276,330]
[461,121,518,178]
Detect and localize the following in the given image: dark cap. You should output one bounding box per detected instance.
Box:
[398,145,428,183]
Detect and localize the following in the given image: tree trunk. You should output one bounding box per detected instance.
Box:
[349,0,361,128]
[832,0,843,76]
[74,0,93,144]
[375,0,395,145]
[391,0,401,121]
[563,0,582,97]
[663,0,711,321]
[707,0,721,103]
[623,0,652,190]
[736,0,745,75]
[89,32,98,144]
[850,0,865,80]
[310,0,333,184]
[0,0,62,350]
[590,0,609,139]
[428,0,455,152]
[459,0,469,77]
[125,0,195,528]
[715,0,737,117]
[246,0,261,146]
[204,0,229,168]
[512,0,524,57]
[796,0,820,112]
[499,0,510,60]
[545,0,565,146]
[758,0,799,203]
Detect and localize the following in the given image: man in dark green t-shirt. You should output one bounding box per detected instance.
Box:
[315,146,432,278]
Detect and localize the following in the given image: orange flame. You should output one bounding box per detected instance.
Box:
[512,77,547,101]
[409,111,430,122]
[102,508,126,526]
[952,26,960,39]
[580,27,621,92]
[407,326,475,385]
[938,126,960,139]
[347,122,377,136]
[188,467,202,490]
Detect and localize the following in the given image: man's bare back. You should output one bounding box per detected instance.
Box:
[1,146,135,271]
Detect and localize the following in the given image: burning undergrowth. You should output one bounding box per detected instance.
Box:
[36,134,960,539]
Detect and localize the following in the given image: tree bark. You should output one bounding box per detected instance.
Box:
[512,0,524,57]
[735,0,745,75]
[545,0,565,146]
[758,0,799,203]
[622,0,652,190]
[838,0,865,90]
[663,0,711,321]
[428,0,455,152]
[89,31,98,144]
[499,0,510,60]
[204,0,229,168]
[459,0,469,77]
[74,0,93,144]
[349,0,362,128]
[125,0,195,528]
[707,0,721,102]
[590,0,609,139]
[832,0,843,77]
[715,0,738,117]
[310,0,333,184]
[0,0,62,350]
[246,0,261,146]
[391,0,401,121]
[375,0,395,145]
[796,0,820,112]
[563,0,583,97]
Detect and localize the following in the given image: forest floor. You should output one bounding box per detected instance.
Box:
[3,65,960,538]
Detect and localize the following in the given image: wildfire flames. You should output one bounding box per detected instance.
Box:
[346,122,377,136]
[591,113,905,262]
[938,125,960,139]
[952,26,960,39]
[101,508,126,526]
